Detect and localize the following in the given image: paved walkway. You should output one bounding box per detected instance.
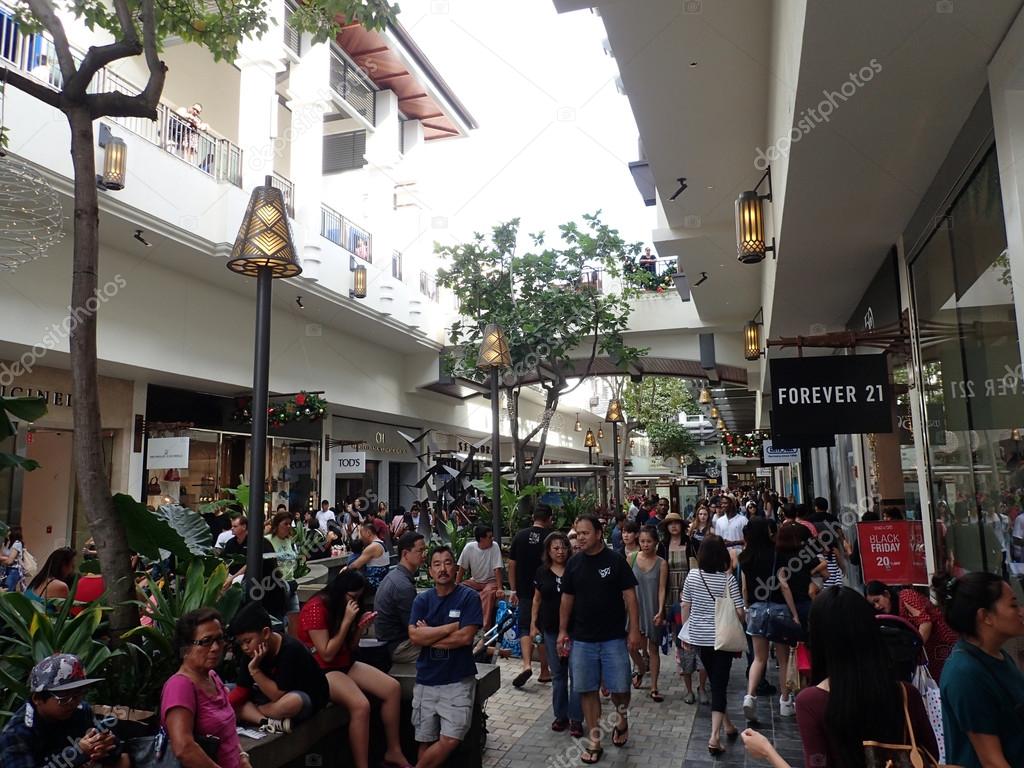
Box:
[482,650,805,768]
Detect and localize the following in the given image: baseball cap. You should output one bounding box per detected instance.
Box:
[29,653,104,694]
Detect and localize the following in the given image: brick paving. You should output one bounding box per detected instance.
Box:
[481,649,806,768]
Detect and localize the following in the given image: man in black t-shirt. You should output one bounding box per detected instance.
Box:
[508,505,553,688]
[229,602,329,733]
[558,515,641,763]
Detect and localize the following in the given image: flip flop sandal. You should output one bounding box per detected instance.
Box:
[581,746,603,764]
[631,671,643,689]
[612,725,628,747]
[512,669,532,688]
[650,690,664,703]
[538,675,553,683]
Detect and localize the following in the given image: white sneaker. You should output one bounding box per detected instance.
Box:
[260,717,292,734]
[779,695,795,717]
[743,694,757,721]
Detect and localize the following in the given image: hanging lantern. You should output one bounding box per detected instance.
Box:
[574,413,582,432]
[699,387,712,405]
[604,398,624,424]
[744,319,762,360]
[584,429,596,448]
[716,417,726,431]
[735,191,768,263]
[710,405,719,419]
[597,426,604,439]
[616,432,622,445]
[476,323,512,369]
[100,136,127,190]
[350,262,367,299]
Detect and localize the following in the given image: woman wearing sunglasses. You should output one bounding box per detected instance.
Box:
[161,608,250,768]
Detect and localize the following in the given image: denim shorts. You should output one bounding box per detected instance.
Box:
[570,638,631,694]
[746,601,771,636]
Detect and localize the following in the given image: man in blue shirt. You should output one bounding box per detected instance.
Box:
[408,545,483,768]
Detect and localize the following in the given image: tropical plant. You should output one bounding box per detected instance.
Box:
[470,474,548,540]
[0,396,46,471]
[439,519,474,563]
[437,215,648,509]
[114,494,212,562]
[7,0,397,636]
[0,584,121,725]
[558,492,596,529]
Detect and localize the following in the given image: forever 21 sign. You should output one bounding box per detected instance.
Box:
[770,354,893,437]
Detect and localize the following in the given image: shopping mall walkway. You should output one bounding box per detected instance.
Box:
[482,651,804,767]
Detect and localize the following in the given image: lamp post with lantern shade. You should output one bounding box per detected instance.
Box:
[605,398,625,513]
[476,323,511,545]
[227,176,302,595]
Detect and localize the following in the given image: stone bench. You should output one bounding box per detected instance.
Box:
[241,662,501,768]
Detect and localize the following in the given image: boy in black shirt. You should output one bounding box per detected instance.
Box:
[229,602,329,733]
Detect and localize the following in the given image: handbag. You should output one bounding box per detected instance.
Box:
[764,554,805,645]
[784,645,801,694]
[164,468,181,482]
[912,661,946,764]
[147,476,162,495]
[862,683,954,768]
[127,730,220,768]
[700,572,746,653]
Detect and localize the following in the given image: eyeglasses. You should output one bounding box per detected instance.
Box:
[192,634,227,648]
[50,691,85,705]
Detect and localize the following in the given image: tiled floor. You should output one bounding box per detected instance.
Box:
[481,649,805,768]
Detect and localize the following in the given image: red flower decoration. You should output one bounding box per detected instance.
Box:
[295,393,306,406]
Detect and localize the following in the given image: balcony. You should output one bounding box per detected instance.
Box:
[329,45,377,126]
[0,3,243,187]
[270,172,295,218]
[320,204,372,262]
[283,0,303,59]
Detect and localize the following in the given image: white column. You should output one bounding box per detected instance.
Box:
[287,40,330,278]
[235,0,286,192]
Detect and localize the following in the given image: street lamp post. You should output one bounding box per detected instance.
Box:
[476,323,511,545]
[605,398,624,513]
[227,176,301,597]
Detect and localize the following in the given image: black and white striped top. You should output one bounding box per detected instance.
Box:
[681,569,744,648]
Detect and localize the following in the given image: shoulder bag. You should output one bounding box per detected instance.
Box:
[862,682,957,768]
[764,552,805,645]
[127,675,223,768]
[700,571,746,653]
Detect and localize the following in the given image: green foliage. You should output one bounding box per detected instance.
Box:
[114,494,212,561]
[644,421,698,460]
[471,474,548,537]
[439,519,473,562]
[0,396,47,472]
[558,492,596,529]
[436,214,649,384]
[0,586,121,724]
[622,377,698,427]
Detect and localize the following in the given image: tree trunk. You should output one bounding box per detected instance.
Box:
[66,107,137,634]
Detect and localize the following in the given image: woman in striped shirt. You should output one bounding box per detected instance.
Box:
[681,534,746,756]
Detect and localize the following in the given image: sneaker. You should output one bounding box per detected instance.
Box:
[743,694,757,721]
[698,688,710,705]
[260,717,292,734]
[779,695,795,717]
[683,691,696,705]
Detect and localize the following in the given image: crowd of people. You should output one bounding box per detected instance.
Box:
[3,486,1024,767]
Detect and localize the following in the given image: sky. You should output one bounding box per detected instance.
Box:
[394,0,657,252]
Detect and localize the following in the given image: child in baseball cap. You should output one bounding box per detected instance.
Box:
[0,653,127,768]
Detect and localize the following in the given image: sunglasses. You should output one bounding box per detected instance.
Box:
[50,691,85,705]
[192,634,227,648]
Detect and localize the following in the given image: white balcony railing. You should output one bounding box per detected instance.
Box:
[0,2,243,187]
[320,204,372,262]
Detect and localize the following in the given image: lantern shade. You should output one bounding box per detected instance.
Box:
[744,320,762,361]
[351,264,367,298]
[575,413,582,432]
[605,398,624,424]
[584,428,596,448]
[710,405,719,419]
[616,433,622,444]
[102,136,127,190]
[699,387,712,405]
[597,426,604,439]
[476,323,511,369]
[227,183,301,278]
[735,190,767,264]
[716,417,726,431]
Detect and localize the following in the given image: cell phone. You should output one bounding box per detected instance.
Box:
[358,611,377,628]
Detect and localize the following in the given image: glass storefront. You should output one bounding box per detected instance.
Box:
[909,147,1024,578]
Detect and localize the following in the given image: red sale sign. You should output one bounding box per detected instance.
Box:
[857,521,928,585]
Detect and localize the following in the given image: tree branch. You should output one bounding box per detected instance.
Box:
[22,0,76,84]
[85,90,158,119]
[111,0,139,42]
[138,0,166,110]
[0,65,60,109]
[559,301,601,396]
[67,41,143,99]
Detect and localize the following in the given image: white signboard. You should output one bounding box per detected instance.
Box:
[147,437,190,469]
[763,440,801,465]
[336,451,366,474]
[756,467,773,477]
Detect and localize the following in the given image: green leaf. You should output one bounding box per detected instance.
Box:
[113,494,187,560]
[0,397,47,439]
[0,454,39,471]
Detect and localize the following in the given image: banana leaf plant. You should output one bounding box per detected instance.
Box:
[0,583,122,725]
[558,492,597,530]
[471,474,549,539]
[114,494,213,561]
[0,395,46,471]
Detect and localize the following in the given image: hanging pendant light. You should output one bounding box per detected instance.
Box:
[744,318,763,360]
[716,417,726,431]
[710,405,719,419]
[584,429,596,448]
[699,387,712,405]
[574,413,582,432]
[735,167,775,264]
[597,426,604,439]
[350,257,367,299]
[616,432,622,445]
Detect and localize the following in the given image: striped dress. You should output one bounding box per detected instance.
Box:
[680,569,744,648]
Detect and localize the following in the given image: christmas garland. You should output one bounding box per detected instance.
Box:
[233,392,327,428]
[722,430,768,458]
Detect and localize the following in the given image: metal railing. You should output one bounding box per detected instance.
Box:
[0,1,243,187]
[270,172,295,218]
[329,45,377,126]
[320,204,373,262]
[577,257,679,293]
[392,250,403,281]
[419,270,438,302]
[283,0,303,57]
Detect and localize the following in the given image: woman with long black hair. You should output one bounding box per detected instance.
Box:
[741,586,938,768]
[738,517,777,722]
[25,546,76,609]
[298,570,412,768]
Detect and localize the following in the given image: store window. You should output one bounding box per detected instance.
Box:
[910,147,1024,577]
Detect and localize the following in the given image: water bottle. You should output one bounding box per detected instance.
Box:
[533,633,543,645]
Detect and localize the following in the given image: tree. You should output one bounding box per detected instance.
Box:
[437,214,648,503]
[623,377,699,460]
[6,0,395,634]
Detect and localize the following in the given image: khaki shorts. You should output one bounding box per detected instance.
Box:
[412,678,475,743]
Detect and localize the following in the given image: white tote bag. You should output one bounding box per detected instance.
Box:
[912,662,946,764]
[700,572,746,653]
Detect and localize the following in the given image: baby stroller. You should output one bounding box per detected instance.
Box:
[875,614,924,683]
[473,599,519,663]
